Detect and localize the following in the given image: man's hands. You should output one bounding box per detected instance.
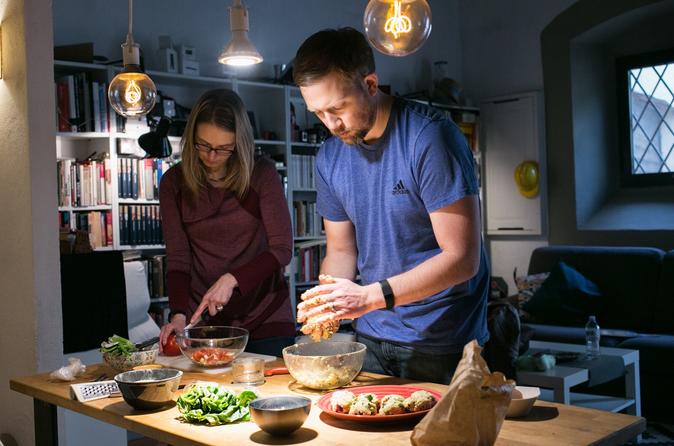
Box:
[190,273,238,325]
[297,274,385,340]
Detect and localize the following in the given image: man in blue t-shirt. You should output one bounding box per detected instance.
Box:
[293,28,489,384]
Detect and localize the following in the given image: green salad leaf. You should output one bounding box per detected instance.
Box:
[176,384,258,425]
[100,334,136,357]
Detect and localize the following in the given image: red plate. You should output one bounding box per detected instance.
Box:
[317,385,443,423]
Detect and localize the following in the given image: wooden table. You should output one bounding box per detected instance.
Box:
[10,360,645,446]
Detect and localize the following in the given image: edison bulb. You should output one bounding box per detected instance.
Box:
[108,68,157,117]
[363,0,432,57]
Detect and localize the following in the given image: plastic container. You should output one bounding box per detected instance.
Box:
[585,315,600,359]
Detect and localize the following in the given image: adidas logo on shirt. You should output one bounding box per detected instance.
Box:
[392,179,410,195]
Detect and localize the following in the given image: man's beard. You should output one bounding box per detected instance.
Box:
[332,99,377,145]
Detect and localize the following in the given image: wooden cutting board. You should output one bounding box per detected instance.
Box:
[154,352,276,374]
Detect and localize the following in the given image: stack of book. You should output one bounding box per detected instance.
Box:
[119,205,163,246]
[72,211,113,248]
[294,240,327,283]
[117,158,173,200]
[292,200,322,237]
[57,157,112,207]
[289,154,316,189]
[55,72,110,133]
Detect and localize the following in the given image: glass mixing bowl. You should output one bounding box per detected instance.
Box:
[175,326,248,367]
[282,341,366,390]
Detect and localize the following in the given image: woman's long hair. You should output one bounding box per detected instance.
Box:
[180,89,255,199]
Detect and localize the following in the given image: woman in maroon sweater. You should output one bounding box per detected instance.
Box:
[158,89,295,356]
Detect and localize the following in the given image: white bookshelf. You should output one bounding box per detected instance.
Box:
[54,60,326,307]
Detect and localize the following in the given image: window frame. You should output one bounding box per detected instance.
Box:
[616,48,674,188]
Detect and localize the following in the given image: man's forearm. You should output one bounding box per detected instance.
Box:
[320,251,358,281]
[375,249,479,307]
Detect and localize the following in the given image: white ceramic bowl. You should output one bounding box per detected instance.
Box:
[506,386,540,418]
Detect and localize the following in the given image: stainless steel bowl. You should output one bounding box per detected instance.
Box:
[175,326,248,367]
[282,341,366,390]
[249,396,311,436]
[114,368,182,410]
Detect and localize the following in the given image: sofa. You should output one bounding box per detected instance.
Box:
[522,245,674,422]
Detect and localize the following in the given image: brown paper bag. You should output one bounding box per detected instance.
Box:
[411,340,515,446]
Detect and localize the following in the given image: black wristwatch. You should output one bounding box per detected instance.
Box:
[379,279,395,310]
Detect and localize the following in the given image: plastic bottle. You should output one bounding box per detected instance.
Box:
[585,315,600,359]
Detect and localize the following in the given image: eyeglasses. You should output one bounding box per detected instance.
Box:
[194,142,236,156]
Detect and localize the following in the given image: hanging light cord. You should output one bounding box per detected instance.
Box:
[125,0,135,46]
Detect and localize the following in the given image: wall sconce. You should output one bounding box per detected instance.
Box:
[108,0,157,117]
[218,0,263,66]
[363,0,432,57]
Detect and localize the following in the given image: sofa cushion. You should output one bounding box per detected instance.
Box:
[522,261,602,325]
[654,251,674,334]
[528,246,664,332]
[618,334,674,375]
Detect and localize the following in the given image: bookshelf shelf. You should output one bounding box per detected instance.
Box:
[54,60,109,71]
[57,132,110,139]
[119,244,166,250]
[294,236,325,241]
[71,205,112,211]
[254,139,286,146]
[145,69,233,87]
[291,142,321,148]
[118,199,160,205]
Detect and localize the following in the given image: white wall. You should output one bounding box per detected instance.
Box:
[53,0,463,96]
[458,0,576,292]
[0,0,63,444]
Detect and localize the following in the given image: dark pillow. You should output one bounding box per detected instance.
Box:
[522,261,602,325]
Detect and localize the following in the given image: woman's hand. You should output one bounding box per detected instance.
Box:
[159,313,186,353]
[190,273,238,325]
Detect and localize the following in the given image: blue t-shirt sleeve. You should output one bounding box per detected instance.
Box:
[315,146,350,221]
[414,120,479,213]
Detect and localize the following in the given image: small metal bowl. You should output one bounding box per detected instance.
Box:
[249,396,311,436]
[114,368,182,410]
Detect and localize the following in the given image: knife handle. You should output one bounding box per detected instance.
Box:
[264,366,289,377]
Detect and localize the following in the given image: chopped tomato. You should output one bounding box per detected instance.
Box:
[191,348,235,366]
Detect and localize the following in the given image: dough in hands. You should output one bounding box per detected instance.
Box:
[298,274,341,342]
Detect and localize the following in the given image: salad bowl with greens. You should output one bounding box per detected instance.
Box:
[100,334,158,371]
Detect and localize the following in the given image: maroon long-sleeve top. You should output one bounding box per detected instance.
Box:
[159,157,295,339]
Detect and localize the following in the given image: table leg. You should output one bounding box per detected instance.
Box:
[34,399,58,446]
[553,382,571,405]
[625,361,641,416]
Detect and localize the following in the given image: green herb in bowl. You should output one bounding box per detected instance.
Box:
[100,335,136,357]
[100,334,158,371]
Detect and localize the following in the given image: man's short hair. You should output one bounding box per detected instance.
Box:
[293,27,376,87]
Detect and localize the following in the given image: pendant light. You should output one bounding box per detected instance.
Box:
[363,0,432,57]
[108,0,157,117]
[218,0,263,66]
